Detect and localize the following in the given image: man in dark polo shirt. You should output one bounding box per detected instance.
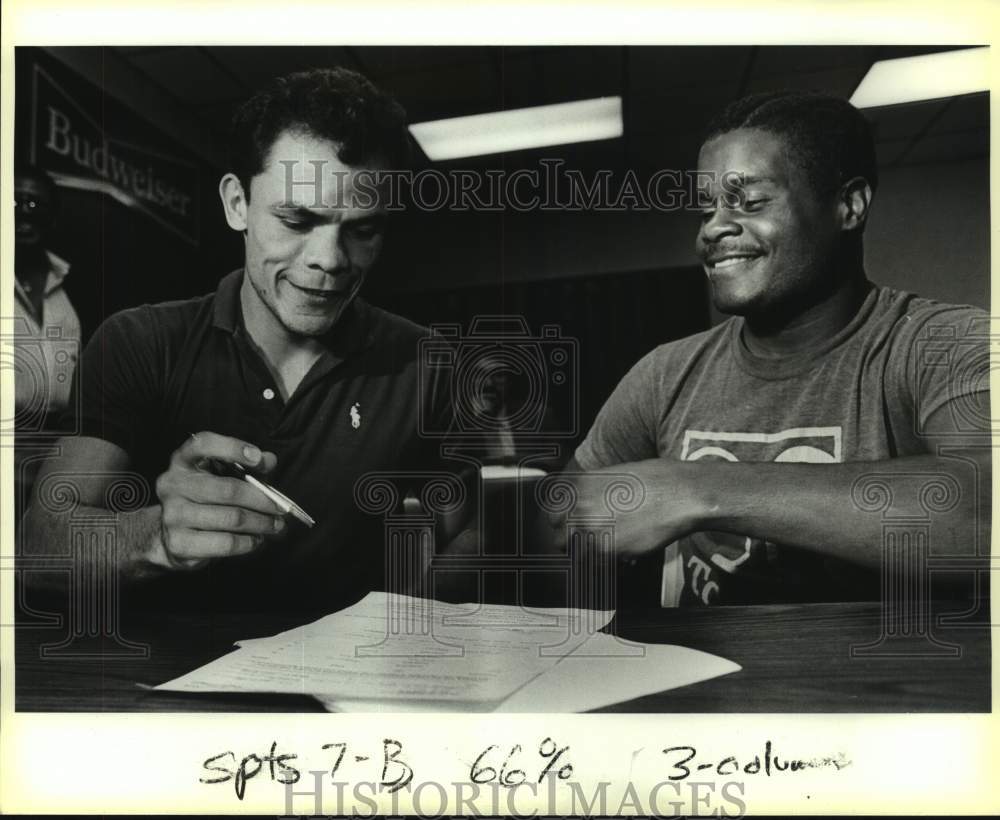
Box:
[22,68,464,613]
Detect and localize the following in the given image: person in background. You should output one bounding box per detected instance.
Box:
[561,91,989,607]
[13,163,81,514]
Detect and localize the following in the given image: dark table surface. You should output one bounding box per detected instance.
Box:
[14,598,990,713]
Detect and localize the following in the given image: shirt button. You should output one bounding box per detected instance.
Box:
[263,388,275,400]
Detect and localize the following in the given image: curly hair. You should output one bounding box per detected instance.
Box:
[229,67,411,195]
[703,90,878,196]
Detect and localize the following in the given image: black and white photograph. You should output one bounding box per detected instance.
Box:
[1,1,996,815]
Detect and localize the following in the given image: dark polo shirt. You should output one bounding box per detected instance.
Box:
[71,269,455,613]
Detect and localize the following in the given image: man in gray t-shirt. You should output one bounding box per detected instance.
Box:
[567,91,989,606]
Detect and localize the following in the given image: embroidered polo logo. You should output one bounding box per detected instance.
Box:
[350,403,361,429]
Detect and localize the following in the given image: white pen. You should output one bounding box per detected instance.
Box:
[191,435,316,528]
[240,468,316,528]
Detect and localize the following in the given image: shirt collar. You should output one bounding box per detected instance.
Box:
[45,251,70,284]
[14,251,72,305]
[212,268,377,359]
[42,251,70,296]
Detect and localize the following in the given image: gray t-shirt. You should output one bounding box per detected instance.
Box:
[575,283,988,605]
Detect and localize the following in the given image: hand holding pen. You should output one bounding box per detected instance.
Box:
[208,459,316,529]
[148,431,310,571]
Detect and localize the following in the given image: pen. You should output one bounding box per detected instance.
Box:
[228,461,317,528]
[190,434,316,528]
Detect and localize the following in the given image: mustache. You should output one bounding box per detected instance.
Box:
[698,243,765,262]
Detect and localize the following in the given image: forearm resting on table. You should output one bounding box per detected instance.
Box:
[680,453,989,569]
[21,503,168,586]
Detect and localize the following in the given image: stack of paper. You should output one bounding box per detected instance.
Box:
[155,592,740,711]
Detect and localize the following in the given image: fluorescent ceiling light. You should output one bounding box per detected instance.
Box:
[409,96,623,161]
[850,47,988,108]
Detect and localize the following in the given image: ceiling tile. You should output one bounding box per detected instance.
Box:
[629,46,751,95]
[930,92,989,134]
[863,99,945,143]
[381,60,501,122]
[901,129,989,164]
[352,46,495,79]
[114,45,176,56]
[627,83,745,141]
[104,46,989,176]
[207,46,357,92]
[743,64,870,99]
[498,47,622,110]
[127,47,246,104]
[752,45,877,76]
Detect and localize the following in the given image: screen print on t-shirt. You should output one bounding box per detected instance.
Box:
[662,426,842,606]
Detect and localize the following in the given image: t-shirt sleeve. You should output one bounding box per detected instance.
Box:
[574,347,663,470]
[888,302,990,437]
[62,306,164,457]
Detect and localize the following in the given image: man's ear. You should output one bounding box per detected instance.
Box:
[219,173,249,232]
[838,176,873,232]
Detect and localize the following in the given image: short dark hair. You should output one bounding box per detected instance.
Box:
[15,161,58,202]
[229,67,411,195]
[702,90,879,196]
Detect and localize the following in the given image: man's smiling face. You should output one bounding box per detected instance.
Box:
[234,129,387,339]
[695,127,842,319]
